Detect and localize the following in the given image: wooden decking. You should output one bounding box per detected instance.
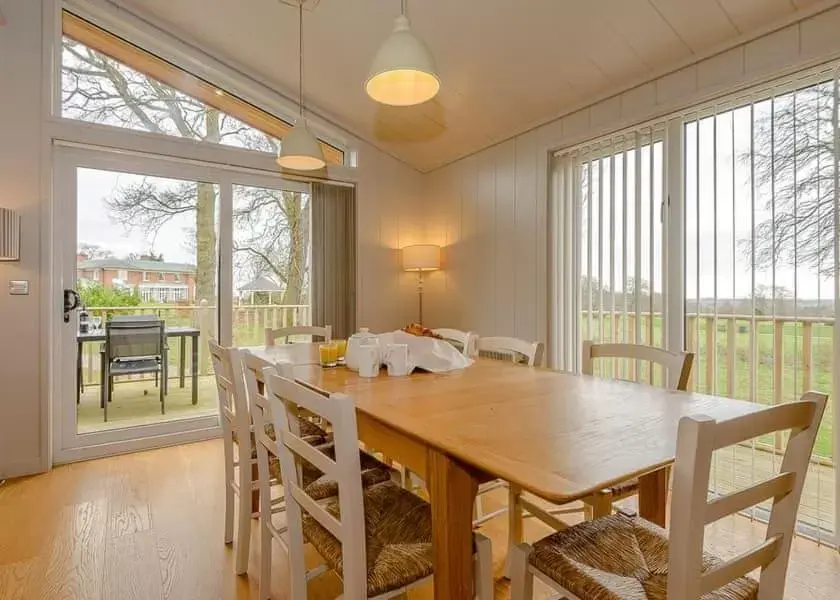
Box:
[1,440,837,599]
[76,376,217,433]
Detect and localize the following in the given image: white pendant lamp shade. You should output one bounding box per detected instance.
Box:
[277,119,326,170]
[366,15,440,106]
[278,2,325,171]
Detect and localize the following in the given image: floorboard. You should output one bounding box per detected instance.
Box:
[0,440,837,599]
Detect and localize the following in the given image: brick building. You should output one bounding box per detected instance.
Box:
[76,254,197,303]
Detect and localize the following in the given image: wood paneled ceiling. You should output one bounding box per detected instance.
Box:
[116,0,824,172]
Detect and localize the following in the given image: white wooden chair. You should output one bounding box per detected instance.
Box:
[509,391,827,600]
[472,336,545,527]
[265,325,332,346]
[264,370,494,600]
[476,336,544,366]
[241,352,329,600]
[208,340,254,576]
[433,327,477,357]
[582,340,695,391]
[506,341,696,562]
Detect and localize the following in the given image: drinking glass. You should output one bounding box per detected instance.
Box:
[335,339,348,364]
[319,342,338,368]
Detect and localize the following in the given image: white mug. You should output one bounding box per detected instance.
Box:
[384,343,413,377]
[358,343,381,378]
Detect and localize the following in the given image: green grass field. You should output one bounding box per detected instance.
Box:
[583,314,835,459]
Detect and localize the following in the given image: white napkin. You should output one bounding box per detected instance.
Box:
[377,331,473,373]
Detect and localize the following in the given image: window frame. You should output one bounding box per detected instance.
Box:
[58,10,345,166]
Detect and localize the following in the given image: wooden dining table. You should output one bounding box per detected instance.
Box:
[246,342,764,600]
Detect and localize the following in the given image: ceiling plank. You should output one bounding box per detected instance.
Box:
[594,0,694,69]
[716,0,796,32]
[649,0,740,53]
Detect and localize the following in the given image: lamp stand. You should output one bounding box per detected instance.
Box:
[416,271,425,325]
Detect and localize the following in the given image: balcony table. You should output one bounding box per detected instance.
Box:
[246,342,764,600]
[77,326,200,405]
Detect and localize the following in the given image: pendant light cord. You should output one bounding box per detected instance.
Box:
[298,3,304,117]
[401,0,406,15]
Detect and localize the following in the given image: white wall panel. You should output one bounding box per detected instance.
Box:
[0,0,45,478]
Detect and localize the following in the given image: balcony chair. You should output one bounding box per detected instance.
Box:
[101,317,168,422]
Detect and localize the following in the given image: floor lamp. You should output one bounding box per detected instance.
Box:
[402,244,440,325]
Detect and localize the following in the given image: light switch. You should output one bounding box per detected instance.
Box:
[9,280,29,295]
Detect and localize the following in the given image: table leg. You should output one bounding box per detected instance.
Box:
[191,335,198,405]
[638,467,669,527]
[427,449,479,600]
[179,335,186,388]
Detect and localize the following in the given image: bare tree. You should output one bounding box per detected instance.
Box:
[745,81,836,278]
[62,37,309,304]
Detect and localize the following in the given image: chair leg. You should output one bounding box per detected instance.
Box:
[474,533,494,600]
[474,494,484,523]
[509,543,534,600]
[235,450,253,575]
[223,434,235,545]
[257,446,273,600]
[160,369,165,414]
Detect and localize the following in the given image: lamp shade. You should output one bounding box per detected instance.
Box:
[276,120,326,171]
[366,15,440,106]
[0,207,20,261]
[402,244,440,272]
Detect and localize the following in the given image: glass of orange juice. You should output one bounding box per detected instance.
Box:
[319,342,338,368]
[335,339,348,364]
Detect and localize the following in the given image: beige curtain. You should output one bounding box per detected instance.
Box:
[310,183,356,339]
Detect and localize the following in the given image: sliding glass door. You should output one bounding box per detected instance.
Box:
[555,69,839,546]
[683,79,837,544]
[53,146,310,462]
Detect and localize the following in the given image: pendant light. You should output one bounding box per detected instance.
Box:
[277,2,326,171]
[365,0,440,106]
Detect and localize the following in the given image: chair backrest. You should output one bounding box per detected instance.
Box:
[476,336,544,367]
[265,325,332,346]
[581,341,694,391]
[105,318,165,361]
[209,340,250,449]
[667,392,828,600]
[432,328,477,357]
[241,351,295,469]
[265,371,367,598]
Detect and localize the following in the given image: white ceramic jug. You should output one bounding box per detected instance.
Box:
[384,343,414,377]
[345,327,378,371]
[358,343,382,378]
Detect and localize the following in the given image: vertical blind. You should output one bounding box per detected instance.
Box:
[552,66,840,545]
[683,75,838,544]
[552,124,668,380]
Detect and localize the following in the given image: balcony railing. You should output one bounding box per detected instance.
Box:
[582,310,836,539]
[581,310,835,461]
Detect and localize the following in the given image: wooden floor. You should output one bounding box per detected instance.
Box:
[1,440,838,600]
[77,376,217,433]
